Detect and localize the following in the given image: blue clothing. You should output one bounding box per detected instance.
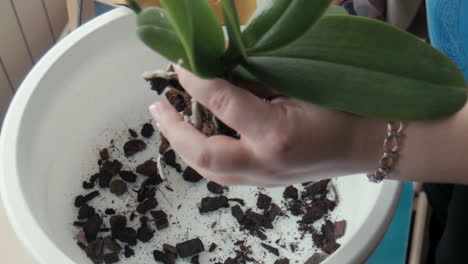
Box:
[427,0,468,80]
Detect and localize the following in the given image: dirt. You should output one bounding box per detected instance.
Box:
[128,129,138,138]
[176,238,205,258]
[123,140,146,157]
[75,140,345,263]
[75,191,100,207]
[136,222,154,242]
[165,89,190,114]
[261,242,280,256]
[136,160,158,177]
[100,149,110,160]
[151,210,169,230]
[208,243,218,252]
[206,181,225,194]
[141,123,155,138]
[118,171,137,183]
[257,193,272,210]
[163,150,182,172]
[182,167,204,182]
[78,204,96,220]
[199,196,229,213]
[123,245,134,258]
[110,180,127,196]
[163,244,177,254]
[136,197,158,214]
[103,236,122,253]
[105,208,116,215]
[274,258,290,264]
[283,185,299,200]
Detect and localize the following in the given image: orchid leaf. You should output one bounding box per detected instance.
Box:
[160,0,225,77]
[129,0,467,121]
[137,7,189,66]
[324,5,348,15]
[232,65,258,83]
[244,0,334,53]
[221,0,247,67]
[242,0,290,48]
[243,16,467,120]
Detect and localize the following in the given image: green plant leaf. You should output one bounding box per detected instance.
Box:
[232,65,258,83]
[242,0,290,48]
[221,0,247,65]
[160,0,226,77]
[244,0,334,53]
[136,7,190,66]
[324,5,348,15]
[244,16,467,120]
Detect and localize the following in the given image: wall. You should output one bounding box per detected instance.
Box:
[0,0,68,129]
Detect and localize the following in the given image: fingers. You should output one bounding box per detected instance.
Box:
[195,168,253,186]
[150,101,254,174]
[175,66,276,139]
[194,166,283,187]
[236,79,282,99]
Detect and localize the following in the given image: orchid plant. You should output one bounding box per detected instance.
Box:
[127,0,467,121]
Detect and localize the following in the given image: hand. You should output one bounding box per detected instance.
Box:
[149,67,385,187]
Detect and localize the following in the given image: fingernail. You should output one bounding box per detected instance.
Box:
[149,102,161,120]
[155,122,160,128]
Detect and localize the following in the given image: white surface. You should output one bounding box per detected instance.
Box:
[0,7,402,264]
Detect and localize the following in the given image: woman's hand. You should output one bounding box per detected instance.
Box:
[149,66,388,186]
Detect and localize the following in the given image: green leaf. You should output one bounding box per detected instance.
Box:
[159,0,193,65]
[244,0,334,53]
[244,16,467,120]
[324,5,348,16]
[232,65,258,83]
[160,0,226,77]
[242,0,290,48]
[137,7,190,67]
[222,0,247,63]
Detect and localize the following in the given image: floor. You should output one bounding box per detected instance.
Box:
[0,194,33,263]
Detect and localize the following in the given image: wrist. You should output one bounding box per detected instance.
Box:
[349,103,468,184]
[347,116,387,175]
[393,107,468,183]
